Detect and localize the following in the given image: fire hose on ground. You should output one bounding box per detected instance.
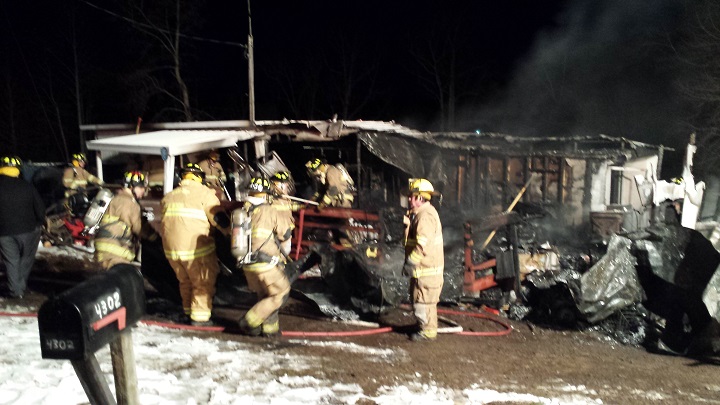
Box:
[0,305,513,338]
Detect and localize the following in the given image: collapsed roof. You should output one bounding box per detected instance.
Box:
[82,119,668,178]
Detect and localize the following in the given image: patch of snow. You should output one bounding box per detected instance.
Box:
[289,339,406,362]
[0,309,681,405]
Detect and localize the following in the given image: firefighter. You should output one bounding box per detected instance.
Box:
[62,153,104,216]
[0,156,44,299]
[197,149,228,200]
[270,170,301,258]
[93,171,148,270]
[160,163,230,326]
[238,174,295,337]
[403,178,444,342]
[305,158,355,208]
[62,152,103,197]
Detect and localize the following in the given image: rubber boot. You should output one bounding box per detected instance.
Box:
[238,317,262,336]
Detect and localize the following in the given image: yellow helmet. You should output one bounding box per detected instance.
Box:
[306,158,324,172]
[1,156,22,168]
[408,178,435,200]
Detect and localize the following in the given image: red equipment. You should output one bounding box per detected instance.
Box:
[293,207,382,260]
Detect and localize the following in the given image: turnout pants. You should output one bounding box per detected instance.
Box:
[167,254,219,322]
[410,274,444,338]
[242,265,291,334]
[0,227,42,297]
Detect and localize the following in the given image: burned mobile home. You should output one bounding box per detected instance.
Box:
[81,120,668,231]
[78,120,720,354]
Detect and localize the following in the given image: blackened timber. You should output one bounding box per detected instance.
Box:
[558,158,566,204]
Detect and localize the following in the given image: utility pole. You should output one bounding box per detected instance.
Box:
[247,0,255,124]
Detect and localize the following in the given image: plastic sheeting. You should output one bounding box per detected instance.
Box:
[577,234,644,323]
[703,265,720,323]
[357,132,424,175]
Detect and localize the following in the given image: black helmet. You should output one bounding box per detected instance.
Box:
[72,153,87,163]
[305,158,325,173]
[1,156,22,168]
[123,171,148,188]
[247,173,271,194]
[271,170,295,196]
[272,171,291,183]
[180,162,205,179]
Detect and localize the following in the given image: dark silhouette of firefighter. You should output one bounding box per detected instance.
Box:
[0,156,44,299]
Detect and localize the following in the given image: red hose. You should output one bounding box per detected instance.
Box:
[0,306,512,337]
[0,311,36,318]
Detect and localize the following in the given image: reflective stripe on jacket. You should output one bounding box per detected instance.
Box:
[404,202,444,278]
[160,179,224,261]
[242,202,294,273]
[63,166,102,190]
[94,189,142,261]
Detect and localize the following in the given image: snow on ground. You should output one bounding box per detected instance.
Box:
[0,306,603,405]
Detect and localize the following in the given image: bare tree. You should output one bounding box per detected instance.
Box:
[123,0,202,122]
[410,25,482,132]
[673,0,720,174]
[325,37,378,120]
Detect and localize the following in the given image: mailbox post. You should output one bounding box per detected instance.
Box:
[38,264,146,405]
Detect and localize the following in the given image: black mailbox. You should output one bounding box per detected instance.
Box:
[38,264,146,360]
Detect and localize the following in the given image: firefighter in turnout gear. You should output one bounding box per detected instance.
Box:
[62,153,103,197]
[238,174,295,337]
[62,153,104,216]
[93,171,148,270]
[403,178,444,342]
[197,149,228,200]
[161,163,230,326]
[270,170,300,258]
[305,158,355,208]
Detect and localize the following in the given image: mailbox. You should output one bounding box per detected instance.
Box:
[38,264,146,360]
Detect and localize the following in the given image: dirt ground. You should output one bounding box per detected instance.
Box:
[4,255,720,404]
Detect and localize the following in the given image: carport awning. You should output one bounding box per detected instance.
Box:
[86,129,263,156]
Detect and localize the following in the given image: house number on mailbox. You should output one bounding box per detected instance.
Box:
[93,291,121,320]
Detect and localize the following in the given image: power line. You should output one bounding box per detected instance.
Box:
[80,0,247,48]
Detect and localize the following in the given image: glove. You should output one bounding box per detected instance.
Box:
[402,261,416,277]
[316,202,326,211]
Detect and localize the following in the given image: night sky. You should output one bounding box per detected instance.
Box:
[0,0,715,175]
